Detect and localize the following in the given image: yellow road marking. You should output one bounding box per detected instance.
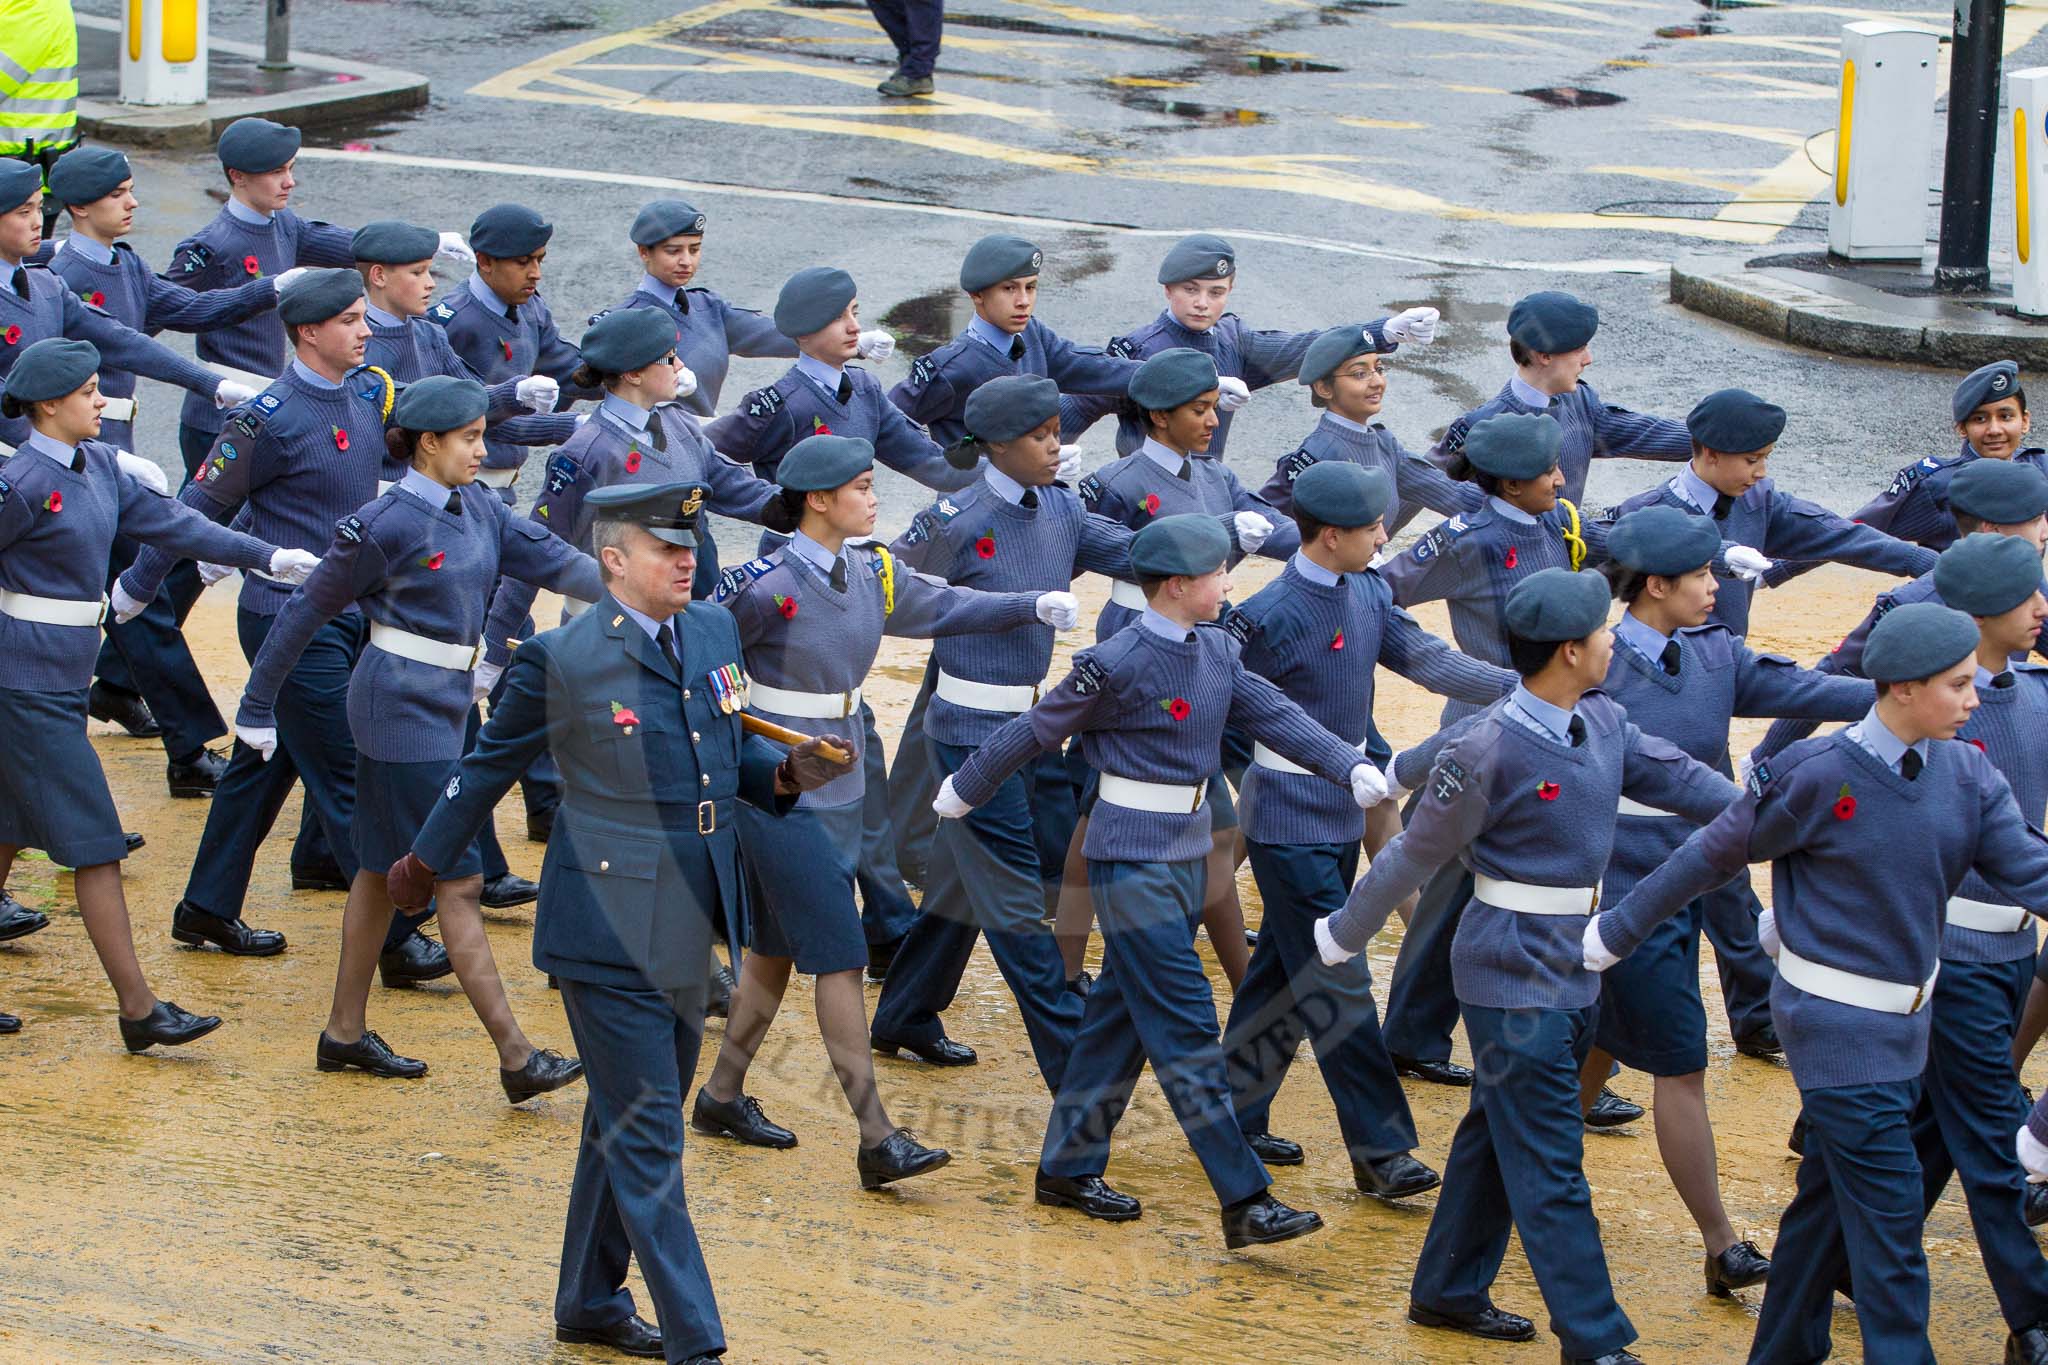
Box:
[1106,76,1194,88]
[1335,116,1428,131]
[1445,83,1510,94]
[1716,131,1834,230]
[997,0,1177,33]
[1464,0,1629,21]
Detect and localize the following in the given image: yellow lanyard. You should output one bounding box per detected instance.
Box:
[1557,496,1587,572]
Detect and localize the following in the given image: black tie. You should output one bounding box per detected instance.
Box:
[1900,748,1922,781]
[1021,487,1039,509]
[673,290,690,314]
[1712,492,1733,521]
[1660,640,1681,676]
[836,375,853,404]
[445,491,462,514]
[504,303,518,323]
[70,450,84,473]
[1008,335,1026,362]
[655,622,682,677]
[647,417,666,453]
[1568,715,1586,747]
[1994,671,2016,689]
[8,267,25,300]
[1175,459,1191,480]
[829,557,847,592]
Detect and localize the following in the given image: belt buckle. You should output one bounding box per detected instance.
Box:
[697,799,717,835]
[1910,982,1928,1014]
[94,597,109,626]
[1588,888,1600,915]
[467,641,485,671]
[842,692,854,718]
[1187,785,1204,815]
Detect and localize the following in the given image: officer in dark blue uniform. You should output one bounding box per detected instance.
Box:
[389,480,851,1365]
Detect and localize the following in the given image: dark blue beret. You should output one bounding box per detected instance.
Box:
[1687,388,1786,453]
[2,337,98,403]
[1297,324,1380,388]
[581,307,675,375]
[1953,360,2024,423]
[1862,600,1982,683]
[0,160,42,214]
[217,118,301,173]
[1950,458,2048,525]
[1157,233,1235,285]
[1461,411,1560,481]
[1130,513,1230,578]
[392,375,488,433]
[1292,460,1391,529]
[960,234,1042,293]
[468,204,552,258]
[1128,347,1219,411]
[777,434,875,492]
[773,266,857,339]
[963,374,1059,444]
[46,146,130,207]
[1507,291,1598,353]
[587,480,711,547]
[277,268,364,325]
[350,219,441,265]
[630,199,707,245]
[1936,532,2045,618]
[1607,505,1721,576]
[1504,567,1610,643]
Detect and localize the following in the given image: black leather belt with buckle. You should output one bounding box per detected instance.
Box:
[697,799,719,835]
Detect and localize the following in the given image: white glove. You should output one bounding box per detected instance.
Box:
[1367,547,1392,572]
[1313,915,1354,966]
[2018,1124,2048,1181]
[213,378,259,411]
[1758,907,1781,960]
[115,450,168,494]
[675,363,699,400]
[236,723,278,762]
[197,561,236,588]
[1035,591,1080,630]
[1349,761,1389,810]
[1382,306,1441,347]
[1582,917,1619,973]
[574,411,592,427]
[471,659,504,706]
[856,330,896,363]
[932,774,971,819]
[273,266,309,296]
[1724,545,1772,582]
[514,375,559,413]
[1737,753,1756,789]
[267,548,321,584]
[1057,444,1084,483]
[436,232,475,268]
[1233,510,1273,554]
[1215,375,1252,412]
[109,580,148,624]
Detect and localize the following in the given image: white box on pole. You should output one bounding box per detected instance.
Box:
[1828,21,1942,261]
[119,0,209,106]
[2009,66,2048,316]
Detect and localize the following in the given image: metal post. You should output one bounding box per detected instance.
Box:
[260,0,292,70]
[1935,0,2007,292]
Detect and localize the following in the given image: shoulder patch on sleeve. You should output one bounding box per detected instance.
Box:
[1105,335,1139,360]
[745,383,784,418]
[585,307,613,328]
[1885,457,1945,497]
[903,509,939,546]
[430,301,456,322]
[1076,473,1105,508]
[177,242,214,273]
[714,557,775,602]
[1745,759,1775,798]
[1428,755,1469,803]
[1221,607,1259,644]
[545,452,586,494]
[0,478,10,508]
[1412,515,1468,563]
[1871,591,1899,621]
[336,515,365,544]
[1072,656,1108,695]
[908,354,938,388]
[1438,417,1469,456]
[1279,446,1316,482]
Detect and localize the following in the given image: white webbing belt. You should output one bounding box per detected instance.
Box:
[1108,580,1147,610]
[1616,796,1677,818]
[1778,945,1937,1015]
[0,589,107,626]
[475,467,517,489]
[1251,743,1311,776]
[207,363,277,392]
[750,681,862,719]
[1473,873,1598,917]
[1946,896,2031,935]
[99,396,136,422]
[1097,773,1206,814]
[369,622,483,671]
[934,669,1041,713]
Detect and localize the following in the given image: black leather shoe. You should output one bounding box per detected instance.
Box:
[378,930,452,987]
[316,1029,427,1078]
[555,1313,661,1358]
[166,747,229,797]
[1733,1023,1783,1058]
[124,831,145,854]
[526,809,555,844]
[1244,928,1259,948]
[1067,969,1093,997]
[502,1048,583,1103]
[2027,1181,2048,1229]
[1584,1086,1645,1129]
[290,865,350,892]
[1393,1054,1474,1087]
[1035,1169,1142,1221]
[479,872,539,909]
[857,1128,951,1188]
[1787,1113,1807,1156]
[171,901,286,956]
[705,963,735,1018]
[0,1012,20,1034]
[1407,1301,1537,1342]
[1245,1131,1304,1165]
[0,892,48,942]
[872,1032,977,1066]
[88,681,159,738]
[1354,1152,1443,1200]
[691,1088,798,1148]
[1222,1191,1323,1249]
[118,1000,222,1052]
[2007,1324,2048,1365]
[866,934,903,982]
[1567,1352,1644,1364]
[1706,1239,1771,1296]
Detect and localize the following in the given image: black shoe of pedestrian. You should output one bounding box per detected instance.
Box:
[119,1000,222,1053]
[1034,1170,1141,1221]
[876,72,935,97]
[556,1313,662,1358]
[857,1128,950,1189]
[1222,1191,1323,1249]
[501,1048,583,1103]
[1584,1086,1644,1129]
[1393,1053,1474,1087]
[88,682,159,738]
[124,831,145,854]
[166,747,229,798]
[378,930,452,988]
[0,1012,20,1034]
[872,1032,977,1066]
[2007,1324,2048,1365]
[526,809,555,844]
[1354,1152,1442,1200]
[691,1088,798,1148]
[1733,1023,1783,1058]
[171,901,286,956]
[1066,969,1093,997]
[1407,1302,1537,1342]
[1787,1113,1808,1157]
[866,934,903,982]
[1244,1131,1303,1166]
[1568,1353,1644,1365]
[290,865,350,892]
[316,1029,427,1078]
[479,872,539,909]
[2027,1181,2048,1229]
[0,892,48,942]
[1706,1239,1771,1296]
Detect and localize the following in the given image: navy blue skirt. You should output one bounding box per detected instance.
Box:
[0,685,130,869]
[737,797,867,974]
[1592,897,1710,1076]
[353,756,484,880]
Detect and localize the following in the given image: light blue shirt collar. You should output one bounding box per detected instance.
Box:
[1290,551,1341,587]
[635,273,679,304]
[1508,375,1557,409]
[1847,707,1927,771]
[614,598,669,644]
[25,430,76,467]
[984,464,1033,506]
[396,468,451,510]
[966,315,1022,354]
[467,273,515,314]
[290,359,341,390]
[225,197,273,226]
[1506,684,1577,743]
[1614,611,1672,664]
[1486,494,1538,526]
[364,301,405,329]
[1139,607,1193,642]
[1320,411,1376,437]
[1140,437,1188,476]
[787,530,841,576]
[598,393,653,432]
[60,233,115,266]
[795,352,846,394]
[1671,466,1722,514]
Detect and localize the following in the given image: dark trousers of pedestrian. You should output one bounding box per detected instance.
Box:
[1411,1003,1634,1361]
[866,0,943,78]
[871,739,1084,1089]
[1039,858,1269,1206]
[556,978,725,1364]
[1226,839,1418,1162]
[855,700,919,948]
[97,530,226,763]
[1381,857,1473,1062]
[885,657,940,889]
[1749,1078,1931,1365]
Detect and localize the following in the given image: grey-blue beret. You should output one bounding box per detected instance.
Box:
[1950,458,2048,525]
[1935,533,2045,618]
[1862,600,1982,683]
[1292,460,1391,529]
[1461,411,1561,481]
[216,117,301,173]
[468,204,552,258]
[963,374,1059,443]
[1507,291,1598,353]
[1157,233,1235,285]
[630,199,707,245]
[587,480,711,547]
[1128,347,1219,411]
[46,146,130,207]
[1607,505,1720,576]
[581,307,675,375]
[277,268,364,325]
[1503,566,1610,643]
[960,234,1042,293]
[350,219,440,265]
[777,434,875,492]
[1953,360,2023,424]
[773,266,856,339]
[392,374,488,433]
[1297,324,1382,388]
[1687,388,1786,453]
[0,161,42,214]
[2,337,98,403]
[1130,512,1230,578]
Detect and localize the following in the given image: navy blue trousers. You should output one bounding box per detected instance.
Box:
[1751,1079,1932,1365]
[96,532,225,761]
[1226,839,1418,1163]
[1381,859,1471,1063]
[870,740,1083,1090]
[885,657,940,890]
[855,701,919,948]
[1040,858,1269,1207]
[556,978,724,1363]
[866,0,943,76]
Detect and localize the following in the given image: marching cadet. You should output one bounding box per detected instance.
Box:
[1319,568,1739,1365]
[237,376,600,1094]
[387,479,854,1365]
[0,337,316,1046]
[696,433,1073,1185]
[935,512,1388,1247]
[1221,461,1512,1200]
[1437,289,1692,505]
[1587,602,2048,1365]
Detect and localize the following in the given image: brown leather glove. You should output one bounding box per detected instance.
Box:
[777,734,856,793]
[387,851,437,909]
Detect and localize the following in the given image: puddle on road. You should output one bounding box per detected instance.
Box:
[1517,86,1626,108]
[1656,22,1726,38]
[1115,94,1269,126]
[882,288,971,357]
[1242,52,1345,74]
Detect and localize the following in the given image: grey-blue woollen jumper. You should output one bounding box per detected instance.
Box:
[1434,378,1691,505]
[1257,413,1482,537]
[1942,667,2048,963]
